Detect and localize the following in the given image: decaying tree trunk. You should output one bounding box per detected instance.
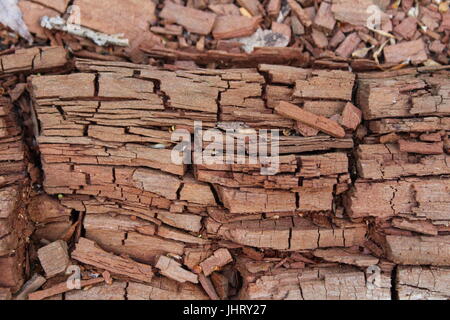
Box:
[0,47,449,300]
[0,47,69,298]
[0,94,29,293]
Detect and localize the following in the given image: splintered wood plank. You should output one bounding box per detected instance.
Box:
[83,214,156,235]
[160,2,216,35]
[71,238,154,283]
[275,101,346,138]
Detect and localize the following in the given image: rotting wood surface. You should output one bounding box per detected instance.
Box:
[0,47,449,300]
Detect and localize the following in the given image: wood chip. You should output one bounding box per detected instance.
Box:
[296,121,320,136]
[287,0,312,27]
[71,0,157,43]
[199,248,233,276]
[383,39,428,64]
[37,240,70,278]
[212,15,261,39]
[276,101,346,138]
[336,32,361,58]
[393,16,417,39]
[71,238,154,283]
[160,2,216,35]
[314,1,336,32]
[340,102,362,130]
[155,255,198,284]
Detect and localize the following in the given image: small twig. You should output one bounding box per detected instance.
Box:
[28,277,105,300]
[40,16,129,47]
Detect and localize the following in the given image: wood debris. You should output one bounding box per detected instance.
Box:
[383,39,428,64]
[275,101,346,138]
[312,248,379,267]
[28,277,105,300]
[287,0,312,27]
[5,0,446,70]
[212,15,261,39]
[160,2,216,36]
[37,240,70,278]
[72,238,154,283]
[156,256,199,284]
[340,102,362,130]
[199,248,233,276]
[0,40,450,301]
